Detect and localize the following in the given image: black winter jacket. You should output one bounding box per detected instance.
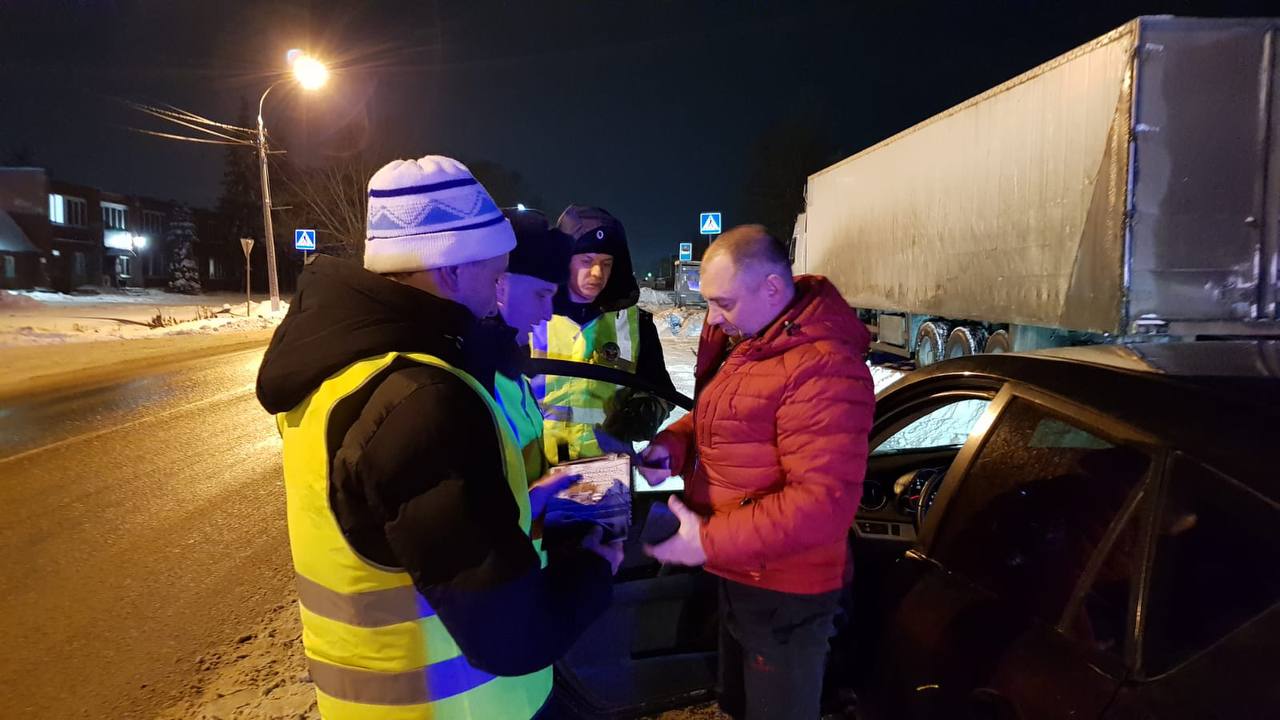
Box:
[257,255,611,676]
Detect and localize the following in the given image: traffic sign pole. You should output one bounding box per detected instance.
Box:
[240,238,255,317]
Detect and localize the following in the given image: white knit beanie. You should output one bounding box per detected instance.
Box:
[364,155,515,273]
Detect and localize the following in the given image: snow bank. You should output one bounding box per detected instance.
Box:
[155,300,289,337]
[870,364,907,393]
[0,291,41,310]
[638,287,674,308]
[7,288,257,306]
[0,293,289,347]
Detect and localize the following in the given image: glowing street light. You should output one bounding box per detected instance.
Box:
[256,50,329,311]
[290,52,329,91]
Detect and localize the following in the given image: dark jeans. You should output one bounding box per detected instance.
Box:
[718,578,842,720]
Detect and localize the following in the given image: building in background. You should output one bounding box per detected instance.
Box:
[192,207,241,293]
[0,167,48,290]
[0,167,233,292]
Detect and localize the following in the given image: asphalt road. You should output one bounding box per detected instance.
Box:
[0,342,293,718]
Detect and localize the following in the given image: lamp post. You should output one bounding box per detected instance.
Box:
[256,50,328,312]
[130,234,147,289]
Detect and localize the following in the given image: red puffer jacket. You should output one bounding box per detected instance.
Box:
[651,276,873,594]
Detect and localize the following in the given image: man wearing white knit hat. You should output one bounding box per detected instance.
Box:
[258,155,620,720]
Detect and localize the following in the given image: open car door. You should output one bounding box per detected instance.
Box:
[522,357,719,718]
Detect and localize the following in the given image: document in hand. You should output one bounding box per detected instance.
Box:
[543,453,632,541]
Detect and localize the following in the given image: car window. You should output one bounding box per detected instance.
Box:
[873,398,991,455]
[1141,455,1280,676]
[1064,512,1141,658]
[932,398,1150,623]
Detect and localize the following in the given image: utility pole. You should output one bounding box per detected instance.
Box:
[255,92,281,313]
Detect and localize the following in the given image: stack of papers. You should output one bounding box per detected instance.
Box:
[544,453,632,540]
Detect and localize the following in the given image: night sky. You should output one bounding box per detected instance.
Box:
[2,0,1274,273]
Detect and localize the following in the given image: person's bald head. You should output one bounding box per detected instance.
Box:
[700,225,796,337]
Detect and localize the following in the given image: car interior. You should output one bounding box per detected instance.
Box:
[553,371,1280,719]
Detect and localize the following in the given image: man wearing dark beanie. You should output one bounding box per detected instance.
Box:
[493,207,574,483]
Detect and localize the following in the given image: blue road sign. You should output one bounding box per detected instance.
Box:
[679,242,693,262]
[295,228,316,251]
[699,212,722,235]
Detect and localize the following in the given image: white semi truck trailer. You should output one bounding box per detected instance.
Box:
[791,16,1280,365]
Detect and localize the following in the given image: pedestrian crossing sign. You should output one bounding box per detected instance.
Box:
[295,229,316,251]
[699,212,721,235]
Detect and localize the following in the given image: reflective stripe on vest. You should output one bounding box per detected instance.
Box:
[529,307,641,460]
[295,573,429,627]
[540,405,606,426]
[309,654,497,705]
[278,351,552,719]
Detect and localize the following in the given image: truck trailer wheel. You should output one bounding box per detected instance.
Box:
[944,326,987,360]
[983,329,1012,354]
[914,321,951,367]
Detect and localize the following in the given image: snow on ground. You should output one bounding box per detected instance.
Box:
[0,289,287,347]
[153,596,319,720]
[638,286,675,307]
[871,363,907,393]
[9,287,209,305]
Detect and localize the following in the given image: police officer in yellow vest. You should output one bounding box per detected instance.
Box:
[257,156,622,720]
[530,206,676,462]
[490,207,572,486]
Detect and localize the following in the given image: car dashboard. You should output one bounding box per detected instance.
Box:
[854,447,960,544]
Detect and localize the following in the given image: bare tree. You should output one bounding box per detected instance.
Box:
[279,156,375,259]
[279,156,540,260]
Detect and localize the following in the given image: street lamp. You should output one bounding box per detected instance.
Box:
[256,49,328,312]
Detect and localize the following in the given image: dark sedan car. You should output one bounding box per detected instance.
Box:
[848,341,1280,720]
[550,342,1280,719]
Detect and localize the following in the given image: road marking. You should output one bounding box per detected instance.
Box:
[0,383,257,465]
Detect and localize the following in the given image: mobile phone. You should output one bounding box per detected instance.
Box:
[639,500,681,545]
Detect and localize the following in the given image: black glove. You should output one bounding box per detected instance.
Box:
[602,387,672,442]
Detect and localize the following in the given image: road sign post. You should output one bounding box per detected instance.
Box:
[699,212,722,236]
[240,238,255,317]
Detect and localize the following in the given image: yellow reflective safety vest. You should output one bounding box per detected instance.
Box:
[492,371,549,487]
[277,351,552,720]
[529,306,641,461]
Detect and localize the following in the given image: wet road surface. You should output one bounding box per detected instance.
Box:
[0,342,292,718]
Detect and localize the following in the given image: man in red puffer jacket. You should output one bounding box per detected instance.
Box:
[641,224,874,720]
